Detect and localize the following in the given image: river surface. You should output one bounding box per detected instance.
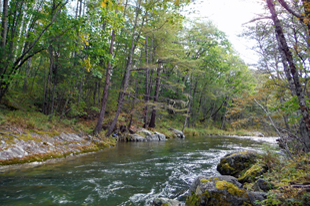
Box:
[0,135,277,206]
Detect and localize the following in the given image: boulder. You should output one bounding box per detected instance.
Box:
[169,128,185,138]
[217,151,258,177]
[186,175,266,206]
[146,133,160,141]
[152,197,184,206]
[188,176,242,194]
[139,129,153,136]
[128,134,146,142]
[137,129,167,141]
[238,163,267,183]
[253,178,276,192]
[155,132,166,141]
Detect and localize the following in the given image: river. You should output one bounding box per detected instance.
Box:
[0,135,277,206]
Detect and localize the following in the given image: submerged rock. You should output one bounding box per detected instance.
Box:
[187,175,266,206]
[217,150,258,177]
[152,197,184,206]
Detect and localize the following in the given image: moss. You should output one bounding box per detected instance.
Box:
[202,190,211,198]
[229,150,252,157]
[238,163,266,183]
[33,130,60,137]
[222,162,236,172]
[200,178,210,183]
[185,192,200,206]
[215,180,247,198]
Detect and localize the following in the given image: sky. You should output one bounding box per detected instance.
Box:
[187,0,266,66]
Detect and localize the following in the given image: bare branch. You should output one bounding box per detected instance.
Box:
[242,16,272,25]
[278,0,303,19]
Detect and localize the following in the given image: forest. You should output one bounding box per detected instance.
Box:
[0,0,310,153]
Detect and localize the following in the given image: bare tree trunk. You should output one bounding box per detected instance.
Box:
[23,57,32,92]
[1,0,8,48]
[105,0,142,137]
[221,99,228,130]
[182,74,193,132]
[267,0,310,150]
[143,37,149,128]
[148,62,162,128]
[188,77,197,127]
[128,74,140,130]
[93,30,116,135]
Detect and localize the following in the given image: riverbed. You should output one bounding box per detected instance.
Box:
[0,135,278,206]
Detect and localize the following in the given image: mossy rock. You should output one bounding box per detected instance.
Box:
[186,176,253,206]
[238,163,267,183]
[217,151,258,177]
[252,178,275,192]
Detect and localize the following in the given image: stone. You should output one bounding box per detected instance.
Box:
[152,197,184,206]
[169,128,185,138]
[154,132,166,141]
[217,150,258,177]
[187,175,266,206]
[146,134,160,141]
[128,134,146,142]
[188,176,243,195]
[140,129,153,136]
[253,178,276,192]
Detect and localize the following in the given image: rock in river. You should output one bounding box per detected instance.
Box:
[152,197,184,206]
[217,150,258,177]
[186,175,266,206]
[169,128,185,138]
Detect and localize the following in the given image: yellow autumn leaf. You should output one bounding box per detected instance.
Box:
[101,0,108,8]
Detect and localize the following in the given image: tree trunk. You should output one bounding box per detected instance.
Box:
[128,74,140,130]
[105,0,142,137]
[23,57,32,92]
[93,30,116,135]
[148,62,162,128]
[143,36,149,128]
[267,0,310,150]
[1,0,8,48]
[183,74,193,132]
[189,77,197,127]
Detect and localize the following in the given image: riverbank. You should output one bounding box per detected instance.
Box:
[0,110,271,170]
[0,110,186,169]
[0,129,116,168]
[186,149,310,206]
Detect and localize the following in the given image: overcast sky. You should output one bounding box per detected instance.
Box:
[187,0,266,66]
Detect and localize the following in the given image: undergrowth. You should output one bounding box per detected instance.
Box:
[257,145,310,206]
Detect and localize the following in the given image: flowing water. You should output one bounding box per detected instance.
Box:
[0,135,277,206]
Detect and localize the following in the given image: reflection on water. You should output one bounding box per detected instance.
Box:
[0,136,277,206]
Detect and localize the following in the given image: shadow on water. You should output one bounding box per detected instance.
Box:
[0,136,277,206]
